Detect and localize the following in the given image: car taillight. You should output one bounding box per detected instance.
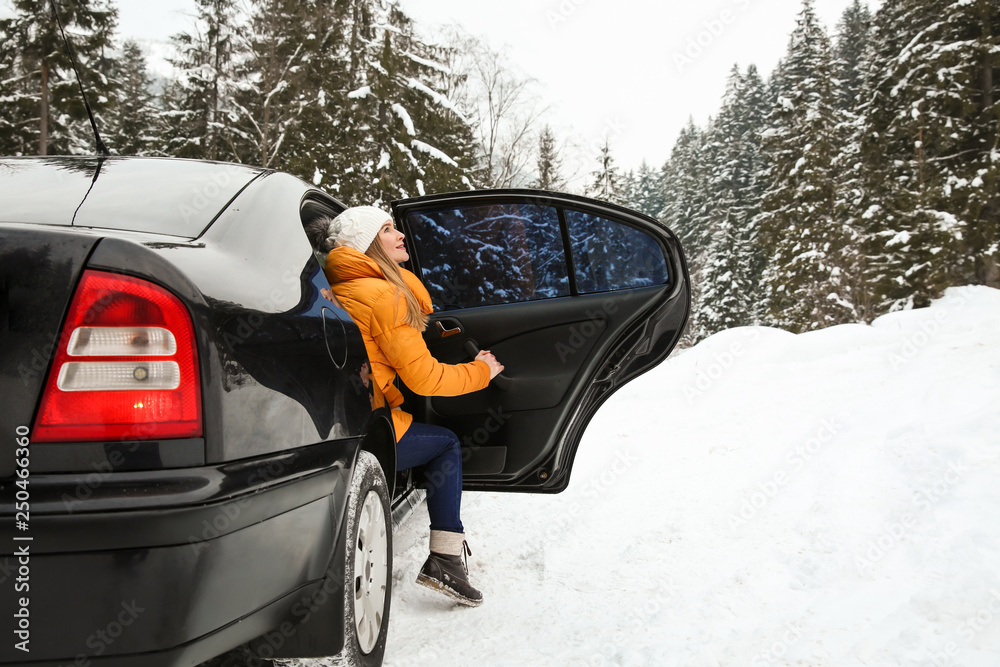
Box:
[33,270,202,442]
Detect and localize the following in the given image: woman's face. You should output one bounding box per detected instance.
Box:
[378,219,409,264]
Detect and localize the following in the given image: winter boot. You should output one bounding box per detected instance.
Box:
[416,530,483,607]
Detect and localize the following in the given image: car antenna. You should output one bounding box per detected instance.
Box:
[48,0,110,157]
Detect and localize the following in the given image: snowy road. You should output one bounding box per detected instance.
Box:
[295,286,1000,667]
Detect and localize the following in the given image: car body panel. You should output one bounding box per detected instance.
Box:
[0,156,263,236]
[0,225,100,477]
[0,157,370,665]
[0,438,355,664]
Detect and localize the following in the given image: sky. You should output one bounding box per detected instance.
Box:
[397,0,869,177]
[15,0,874,181]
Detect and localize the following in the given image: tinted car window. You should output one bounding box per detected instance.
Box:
[406,203,569,309]
[565,210,669,293]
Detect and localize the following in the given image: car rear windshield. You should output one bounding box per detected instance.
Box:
[0,157,264,239]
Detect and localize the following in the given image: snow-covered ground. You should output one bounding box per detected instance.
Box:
[381,286,1000,667]
[282,285,1000,667]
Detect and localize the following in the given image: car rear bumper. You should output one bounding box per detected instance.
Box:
[0,439,357,666]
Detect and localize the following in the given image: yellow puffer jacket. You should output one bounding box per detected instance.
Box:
[325,246,490,441]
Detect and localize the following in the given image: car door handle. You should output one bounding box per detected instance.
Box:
[436,320,462,338]
[464,339,512,391]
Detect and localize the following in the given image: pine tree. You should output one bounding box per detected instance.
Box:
[587,138,623,204]
[620,168,638,208]
[698,65,770,336]
[660,119,711,258]
[163,0,244,161]
[755,0,855,332]
[533,124,565,190]
[0,15,35,154]
[0,0,117,155]
[625,160,665,219]
[830,1,875,319]
[228,0,310,168]
[105,40,162,156]
[279,0,352,188]
[832,0,872,111]
[858,0,1000,310]
[309,1,476,204]
[658,119,710,344]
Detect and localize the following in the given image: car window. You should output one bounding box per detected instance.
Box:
[405,203,569,309]
[565,210,669,293]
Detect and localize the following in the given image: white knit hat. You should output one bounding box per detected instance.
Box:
[329,206,391,253]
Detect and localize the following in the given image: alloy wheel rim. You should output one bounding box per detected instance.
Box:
[354,489,388,654]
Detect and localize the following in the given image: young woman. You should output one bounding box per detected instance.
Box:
[310,206,504,607]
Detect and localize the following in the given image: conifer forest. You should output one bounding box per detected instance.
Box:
[1,0,997,340]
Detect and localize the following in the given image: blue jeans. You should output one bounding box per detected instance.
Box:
[395,422,464,534]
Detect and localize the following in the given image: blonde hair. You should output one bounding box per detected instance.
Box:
[365,236,428,332]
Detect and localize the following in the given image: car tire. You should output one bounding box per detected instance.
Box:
[343,450,392,667]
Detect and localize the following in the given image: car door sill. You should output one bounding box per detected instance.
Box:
[391,486,426,531]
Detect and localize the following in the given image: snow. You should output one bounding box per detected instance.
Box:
[886,230,912,247]
[282,286,1000,667]
[392,103,416,136]
[411,140,459,167]
[401,50,451,74]
[347,85,372,99]
[405,78,467,122]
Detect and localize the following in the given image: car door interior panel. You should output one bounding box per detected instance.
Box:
[392,191,690,492]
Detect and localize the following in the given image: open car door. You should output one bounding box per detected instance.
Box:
[391,190,689,493]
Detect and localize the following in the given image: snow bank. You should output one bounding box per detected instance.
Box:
[310,286,1000,666]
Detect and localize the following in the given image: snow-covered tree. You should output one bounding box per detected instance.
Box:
[0,15,34,153]
[659,119,710,344]
[623,160,664,219]
[0,0,118,155]
[660,119,710,260]
[858,0,1000,310]
[228,0,309,168]
[832,0,872,111]
[105,40,162,155]
[755,0,855,332]
[532,124,566,191]
[830,1,875,319]
[698,65,770,336]
[587,138,624,204]
[163,0,244,161]
[307,1,476,203]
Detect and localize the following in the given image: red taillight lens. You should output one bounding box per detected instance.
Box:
[33,270,203,442]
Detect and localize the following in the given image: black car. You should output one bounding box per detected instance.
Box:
[0,156,689,666]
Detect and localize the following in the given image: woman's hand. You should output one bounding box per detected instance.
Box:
[475,349,505,380]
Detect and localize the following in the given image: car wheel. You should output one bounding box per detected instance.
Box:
[343,450,392,666]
